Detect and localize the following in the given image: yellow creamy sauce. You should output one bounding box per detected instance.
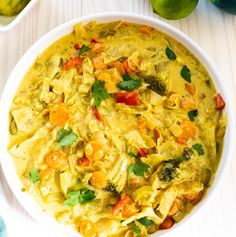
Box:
[8,21,227,237]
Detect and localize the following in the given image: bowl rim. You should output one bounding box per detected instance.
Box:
[0,12,235,237]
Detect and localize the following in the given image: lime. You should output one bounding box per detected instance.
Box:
[150,0,199,20]
[0,0,30,16]
[211,0,236,15]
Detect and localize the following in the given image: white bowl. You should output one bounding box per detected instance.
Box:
[0,12,235,237]
[0,0,38,32]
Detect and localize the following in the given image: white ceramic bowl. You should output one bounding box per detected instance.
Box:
[0,12,234,237]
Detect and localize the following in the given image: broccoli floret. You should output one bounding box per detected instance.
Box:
[159,163,177,182]
[105,181,117,192]
[159,148,194,182]
[144,76,167,96]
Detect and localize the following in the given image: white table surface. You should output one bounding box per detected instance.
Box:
[0,0,236,236]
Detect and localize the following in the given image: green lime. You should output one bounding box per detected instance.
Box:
[150,0,199,20]
[0,0,30,16]
[211,0,236,15]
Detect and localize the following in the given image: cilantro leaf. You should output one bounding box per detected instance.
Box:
[55,128,78,149]
[92,80,109,106]
[128,162,150,177]
[123,72,133,81]
[130,222,141,235]
[64,191,80,206]
[188,109,198,121]
[182,148,194,160]
[192,143,204,156]
[78,44,91,56]
[165,47,176,60]
[79,189,96,204]
[137,217,153,226]
[181,65,191,82]
[64,189,96,206]
[117,79,142,91]
[28,168,40,184]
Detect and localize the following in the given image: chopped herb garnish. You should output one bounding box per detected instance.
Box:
[64,191,80,206]
[117,73,142,91]
[128,152,139,159]
[128,162,150,177]
[138,217,153,226]
[78,44,91,56]
[28,168,40,184]
[130,222,141,235]
[165,47,176,60]
[79,189,96,204]
[181,65,191,83]
[55,128,78,149]
[188,109,198,121]
[192,143,204,156]
[118,79,142,91]
[64,189,96,206]
[144,76,167,96]
[92,80,109,106]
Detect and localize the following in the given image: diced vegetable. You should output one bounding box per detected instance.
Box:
[63,55,82,70]
[92,56,106,70]
[49,104,69,127]
[214,93,225,110]
[185,83,196,95]
[111,61,126,75]
[45,150,67,170]
[122,203,139,217]
[74,43,81,50]
[168,198,181,216]
[92,80,109,106]
[138,25,153,35]
[115,91,139,105]
[159,217,174,230]
[178,120,197,144]
[98,72,117,91]
[112,194,131,215]
[123,59,134,75]
[91,106,105,124]
[139,148,148,157]
[181,65,191,83]
[85,141,104,161]
[184,191,202,204]
[90,171,107,189]
[137,118,147,130]
[55,128,78,149]
[144,76,167,96]
[28,168,40,184]
[77,219,97,237]
[91,42,104,52]
[165,47,176,60]
[77,157,90,167]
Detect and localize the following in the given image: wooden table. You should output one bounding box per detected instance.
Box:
[0,0,235,236]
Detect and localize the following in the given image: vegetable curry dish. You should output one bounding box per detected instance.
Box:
[8,21,227,237]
